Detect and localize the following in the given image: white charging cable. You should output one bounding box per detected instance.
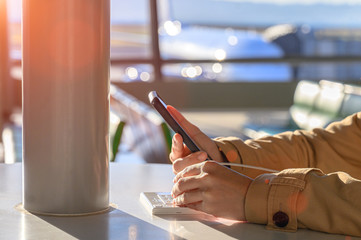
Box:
[218,162,279,173]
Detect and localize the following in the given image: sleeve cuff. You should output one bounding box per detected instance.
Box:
[245,168,322,232]
[245,173,274,224]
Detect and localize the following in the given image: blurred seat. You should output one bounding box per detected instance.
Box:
[242,80,319,138]
[110,85,172,164]
[289,80,321,130]
[305,80,344,130]
[339,84,361,119]
[242,79,361,139]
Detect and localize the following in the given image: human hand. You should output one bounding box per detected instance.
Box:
[167,105,225,174]
[171,161,253,221]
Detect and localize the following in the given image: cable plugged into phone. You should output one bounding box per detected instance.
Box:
[218,162,278,173]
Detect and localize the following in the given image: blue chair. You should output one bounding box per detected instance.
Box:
[339,84,361,118]
[305,80,345,130]
[242,80,320,139]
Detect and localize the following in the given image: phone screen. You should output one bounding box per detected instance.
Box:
[148,91,201,153]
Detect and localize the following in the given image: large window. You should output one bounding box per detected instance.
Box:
[7,0,361,83]
[111,0,361,83]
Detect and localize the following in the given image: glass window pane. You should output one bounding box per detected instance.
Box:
[7,0,152,61]
[111,0,151,59]
[298,62,361,81]
[7,0,21,61]
[163,63,292,82]
[158,0,361,82]
[168,0,361,29]
[111,64,154,82]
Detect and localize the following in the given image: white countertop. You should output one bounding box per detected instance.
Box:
[0,163,355,240]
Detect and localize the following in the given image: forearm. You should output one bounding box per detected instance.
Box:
[245,168,361,237]
[214,112,361,179]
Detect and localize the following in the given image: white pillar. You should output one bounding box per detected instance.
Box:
[0,0,9,139]
[22,0,110,215]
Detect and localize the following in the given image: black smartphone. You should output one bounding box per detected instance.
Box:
[148,91,201,153]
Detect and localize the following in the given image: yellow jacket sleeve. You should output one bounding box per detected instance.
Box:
[214,112,361,236]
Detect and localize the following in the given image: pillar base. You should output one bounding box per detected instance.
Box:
[15,203,117,217]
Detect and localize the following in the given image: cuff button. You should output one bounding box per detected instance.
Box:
[273,211,289,228]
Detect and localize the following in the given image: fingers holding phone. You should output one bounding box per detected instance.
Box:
[167,105,224,164]
[148,91,224,168]
[166,105,203,140]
